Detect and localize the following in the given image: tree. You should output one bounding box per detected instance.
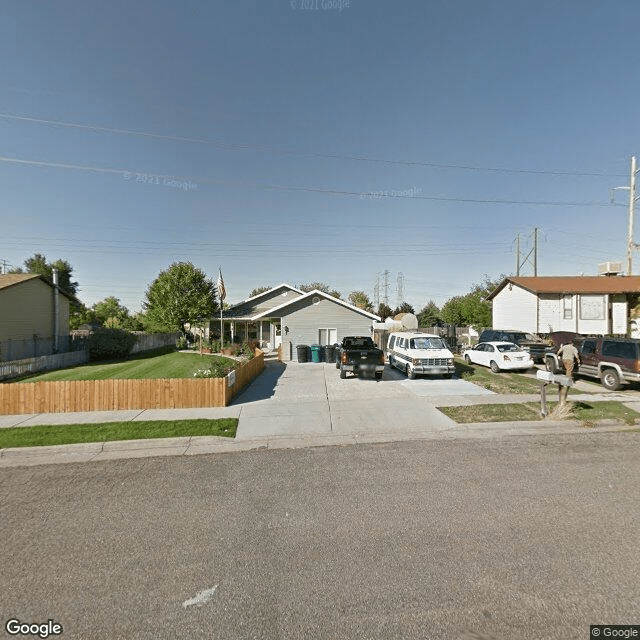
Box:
[418,301,441,328]
[93,297,130,326]
[439,275,504,329]
[297,282,341,298]
[376,303,393,319]
[17,253,79,298]
[249,286,271,297]
[348,291,374,312]
[143,262,218,333]
[393,302,415,316]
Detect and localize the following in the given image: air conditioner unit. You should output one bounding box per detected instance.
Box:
[598,261,623,276]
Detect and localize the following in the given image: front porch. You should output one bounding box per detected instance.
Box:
[208,318,282,350]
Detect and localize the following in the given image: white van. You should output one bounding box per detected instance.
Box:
[387,331,455,379]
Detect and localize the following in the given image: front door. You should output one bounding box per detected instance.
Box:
[274,323,282,349]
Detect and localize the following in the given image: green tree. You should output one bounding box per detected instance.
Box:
[376,303,393,319]
[393,302,415,316]
[143,262,218,334]
[348,291,374,312]
[297,282,341,298]
[92,297,130,327]
[418,300,441,327]
[17,253,79,298]
[439,275,504,329]
[249,286,271,297]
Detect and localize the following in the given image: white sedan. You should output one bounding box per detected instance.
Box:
[463,341,534,373]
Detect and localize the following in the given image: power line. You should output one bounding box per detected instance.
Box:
[0,155,623,208]
[0,112,626,178]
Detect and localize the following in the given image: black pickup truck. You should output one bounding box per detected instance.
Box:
[336,336,385,380]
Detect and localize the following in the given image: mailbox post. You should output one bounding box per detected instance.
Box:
[536,370,574,417]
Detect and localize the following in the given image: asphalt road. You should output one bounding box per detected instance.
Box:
[2,432,640,640]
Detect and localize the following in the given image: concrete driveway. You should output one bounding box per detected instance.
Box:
[232,359,492,440]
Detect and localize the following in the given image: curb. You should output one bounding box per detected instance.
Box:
[0,420,636,468]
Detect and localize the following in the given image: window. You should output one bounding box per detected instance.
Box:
[582,339,597,355]
[410,337,447,349]
[602,341,638,360]
[388,336,396,349]
[319,328,337,345]
[580,295,605,320]
[563,295,573,320]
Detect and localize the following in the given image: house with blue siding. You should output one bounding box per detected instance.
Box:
[219,284,380,360]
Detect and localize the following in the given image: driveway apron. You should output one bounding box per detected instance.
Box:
[232,360,465,440]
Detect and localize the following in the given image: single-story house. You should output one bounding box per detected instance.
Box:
[215,284,380,361]
[0,273,73,360]
[486,275,640,336]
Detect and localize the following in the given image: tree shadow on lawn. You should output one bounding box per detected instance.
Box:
[230,359,287,404]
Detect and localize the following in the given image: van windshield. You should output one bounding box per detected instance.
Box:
[410,337,446,350]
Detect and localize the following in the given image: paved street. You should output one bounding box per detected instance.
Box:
[1,431,639,639]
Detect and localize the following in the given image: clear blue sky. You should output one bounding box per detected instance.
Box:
[2,0,639,313]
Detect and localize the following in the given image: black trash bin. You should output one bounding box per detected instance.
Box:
[296,344,309,362]
[324,345,335,363]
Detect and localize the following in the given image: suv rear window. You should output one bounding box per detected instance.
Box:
[602,340,639,360]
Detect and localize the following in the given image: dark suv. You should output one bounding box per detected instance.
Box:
[478,329,554,363]
[545,337,640,390]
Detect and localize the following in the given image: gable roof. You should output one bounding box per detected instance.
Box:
[487,275,640,300]
[223,283,305,320]
[251,289,381,321]
[0,273,76,301]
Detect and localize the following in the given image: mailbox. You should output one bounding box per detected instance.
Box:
[536,370,574,387]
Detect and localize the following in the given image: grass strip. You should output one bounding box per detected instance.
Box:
[0,418,238,449]
[454,358,584,395]
[438,401,640,425]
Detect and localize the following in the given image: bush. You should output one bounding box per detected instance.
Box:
[176,335,188,350]
[193,360,236,378]
[88,328,136,361]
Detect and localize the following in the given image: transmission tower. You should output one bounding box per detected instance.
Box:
[515,228,539,276]
[373,274,380,307]
[382,270,390,306]
[396,272,404,308]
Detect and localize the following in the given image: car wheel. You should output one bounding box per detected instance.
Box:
[388,356,394,370]
[407,364,416,379]
[339,367,346,379]
[601,368,621,391]
[335,360,340,369]
[490,360,500,373]
[464,354,471,364]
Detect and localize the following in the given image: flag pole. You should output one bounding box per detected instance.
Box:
[217,267,226,350]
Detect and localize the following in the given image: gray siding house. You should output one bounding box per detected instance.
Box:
[219,284,380,360]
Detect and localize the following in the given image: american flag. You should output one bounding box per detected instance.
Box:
[217,268,226,302]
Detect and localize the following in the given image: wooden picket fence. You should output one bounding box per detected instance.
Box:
[0,351,264,415]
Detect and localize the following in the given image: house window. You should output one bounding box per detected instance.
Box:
[563,295,573,320]
[319,328,337,345]
[579,295,605,320]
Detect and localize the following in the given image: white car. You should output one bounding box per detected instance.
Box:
[463,341,534,373]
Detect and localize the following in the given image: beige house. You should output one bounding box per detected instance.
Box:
[0,273,72,361]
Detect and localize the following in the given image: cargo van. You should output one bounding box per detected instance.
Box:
[387,331,455,379]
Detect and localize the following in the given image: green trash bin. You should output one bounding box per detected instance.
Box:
[310,344,322,363]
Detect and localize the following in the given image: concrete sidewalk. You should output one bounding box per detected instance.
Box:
[1,360,638,468]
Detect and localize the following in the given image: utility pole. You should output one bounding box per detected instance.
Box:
[515,228,538,276]
[611,156,639,275]
[628,156,638,275]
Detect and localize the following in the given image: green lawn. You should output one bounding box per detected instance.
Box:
[455,357,584,395]
[0,418,238,448]
[14,349,238,382]
[438,401,640,425]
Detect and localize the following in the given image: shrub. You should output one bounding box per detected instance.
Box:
[176,335,188,350]
[88,328,136,361]
[193,360,236,378]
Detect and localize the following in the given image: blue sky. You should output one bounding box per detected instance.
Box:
[2,0,639,313]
